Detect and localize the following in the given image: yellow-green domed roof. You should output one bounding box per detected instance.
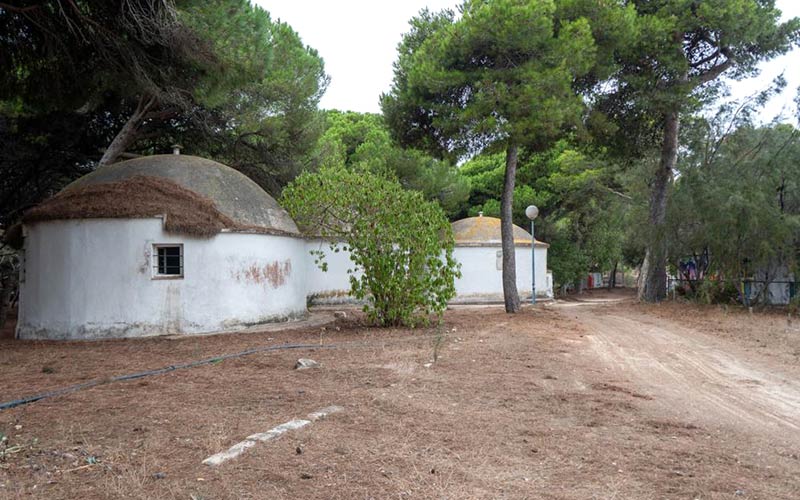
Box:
[451,215,548,247]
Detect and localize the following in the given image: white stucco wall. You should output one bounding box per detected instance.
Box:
[303,240,553,304]
[452,245,551,302]
[18,219,555,340]
[304,239,360,304]
[17,218,307,340]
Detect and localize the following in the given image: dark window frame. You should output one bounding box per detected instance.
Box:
[152,244,184,279]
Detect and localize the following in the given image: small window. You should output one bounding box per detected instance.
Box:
[153,244,183,278]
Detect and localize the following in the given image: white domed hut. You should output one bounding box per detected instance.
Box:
[16,155,308,340]
[451,214,552,302]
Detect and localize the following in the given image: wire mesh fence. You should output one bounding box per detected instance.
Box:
[668,278,798,306]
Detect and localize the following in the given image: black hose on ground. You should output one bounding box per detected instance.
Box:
[0,343,337,412]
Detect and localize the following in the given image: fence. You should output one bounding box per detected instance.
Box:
[668,278,797,306]
[581,270,635,290]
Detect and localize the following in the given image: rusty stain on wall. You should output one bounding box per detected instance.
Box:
[234,259,292,288]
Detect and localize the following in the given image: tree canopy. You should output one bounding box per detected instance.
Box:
[666,119,800,293]
[459,140,627,290]
[382,0,635,312]
[313,110,471,217]
[0,0,329,224]
[598,0,800,301]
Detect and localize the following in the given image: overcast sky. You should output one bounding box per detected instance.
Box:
[257,0,799,123]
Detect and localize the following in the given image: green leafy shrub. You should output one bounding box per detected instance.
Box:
[281,165,460,326]
[672,284,689,297]
[788,295,800,316]
[694,280,739,305]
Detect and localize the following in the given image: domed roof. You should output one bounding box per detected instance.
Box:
[451,215,548,247]
[65,154,299,235]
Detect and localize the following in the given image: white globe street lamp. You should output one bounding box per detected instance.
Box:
[525,205,539,305]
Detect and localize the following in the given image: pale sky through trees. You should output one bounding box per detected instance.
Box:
[258,0,800,123]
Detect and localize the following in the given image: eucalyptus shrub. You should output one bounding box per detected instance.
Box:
[281,166,460,326]
[789,295,800,317]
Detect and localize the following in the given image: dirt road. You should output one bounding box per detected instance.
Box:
[3,297,800,498]
[557,294,800,447]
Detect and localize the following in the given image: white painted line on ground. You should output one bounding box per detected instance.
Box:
[202,440,258,466]
[247,419,310,442]
[308,405,344,421]
[202,406,344,466]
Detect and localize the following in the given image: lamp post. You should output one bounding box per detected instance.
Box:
[525,205,539,305]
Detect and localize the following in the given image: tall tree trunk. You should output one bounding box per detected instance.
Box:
[0,266,12,330]
[607,261,618,290]
[639,109,679,302]
[98,95,155,167]
[501,143,520,313]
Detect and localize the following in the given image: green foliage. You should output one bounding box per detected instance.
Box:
[459,141,627,289]
[468,199,500,218]
[179,0,274,106]
[0,112,101,226]
[281,166,460,327]
[143,1,329,195]
[0,0,208,114]
[383,0,635,304]
[789,295,800,316]
[313,111,470,217]
[547,229,590,288]
[594,0,798,301]
[383,0,635,158]
[598,0,799,159]
[0,1,329,216]
[692,280,739,306]
[197,5,329,193]
[664,121,800,281]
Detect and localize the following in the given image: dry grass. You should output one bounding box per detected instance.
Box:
[0,303,798,498]
[631,299,800,370]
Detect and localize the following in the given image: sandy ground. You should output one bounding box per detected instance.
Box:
[1,291,799,499]
[565,297,800,441]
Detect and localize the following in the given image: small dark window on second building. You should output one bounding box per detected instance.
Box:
[154,244,183,277]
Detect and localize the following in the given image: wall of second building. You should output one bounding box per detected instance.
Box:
[451,245,551,302]
[17,218,307,340]
[303,240,553,304]
[305,239,361,305]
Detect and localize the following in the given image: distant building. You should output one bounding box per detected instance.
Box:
[450,214,552,303]
[16,156,553,340]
